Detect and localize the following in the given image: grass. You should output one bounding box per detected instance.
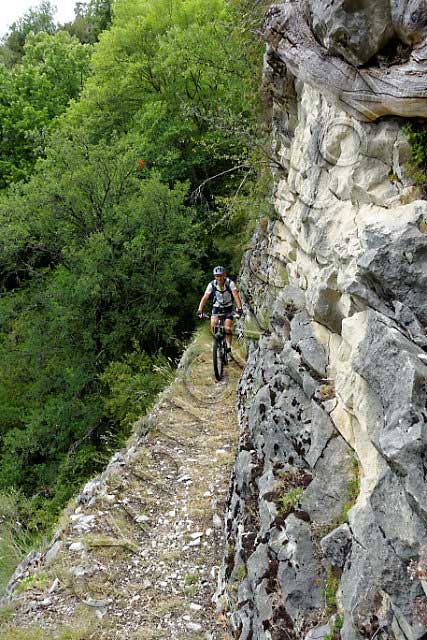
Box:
[325,614,344,640]
[130,629,163,640]
[0,490,41,592]
[311,456,360,562]
[83,533,139,554]
[233,564,246,582]
[160,549,183,562]
[0,624,91,640]
[277,487,304,515]
[13,570,49,594]
[339,456,359,524]
[229,563,247,596]
[324,566,340,614]
[0,603,17,624]
[154,598,184,615]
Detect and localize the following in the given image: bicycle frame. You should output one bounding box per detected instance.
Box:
[213,314,226,337]
[212,314,226,380]
[200,311,239,381]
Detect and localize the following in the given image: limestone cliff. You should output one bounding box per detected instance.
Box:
[217,2,427,639]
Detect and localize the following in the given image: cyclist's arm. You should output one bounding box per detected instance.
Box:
[232,288,242,309]
[198,292,210,314]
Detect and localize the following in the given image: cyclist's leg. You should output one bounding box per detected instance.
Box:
[211,314,219,334]
[224,318,233,349]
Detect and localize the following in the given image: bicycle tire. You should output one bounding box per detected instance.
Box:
[213,336,224,381]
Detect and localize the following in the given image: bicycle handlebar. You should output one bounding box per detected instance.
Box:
[197,311,242,319]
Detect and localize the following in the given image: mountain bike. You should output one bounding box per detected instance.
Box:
[212,312,230,381]
[200,312,239,381]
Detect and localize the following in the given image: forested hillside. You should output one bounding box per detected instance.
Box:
[0,0,268,582]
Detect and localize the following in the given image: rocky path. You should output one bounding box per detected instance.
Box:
[0,329,243,640]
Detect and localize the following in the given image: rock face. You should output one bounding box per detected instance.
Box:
[217,2,427,638]
[262,1,427,120]
[304,0,394,65]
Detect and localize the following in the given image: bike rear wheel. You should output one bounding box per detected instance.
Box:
[213,336,224,381]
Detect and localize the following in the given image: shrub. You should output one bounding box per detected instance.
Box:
[402,121,427,194]
[324,614,344,640]
[0,490,41,591]
[277,487,304,515]
[339,456,359,524]
[324,566,340,614]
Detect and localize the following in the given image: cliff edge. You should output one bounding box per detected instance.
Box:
[0,329,242,639]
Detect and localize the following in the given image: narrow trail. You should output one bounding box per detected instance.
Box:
[0,329,243,640]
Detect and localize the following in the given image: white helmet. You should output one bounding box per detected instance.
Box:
[213,265,225,275]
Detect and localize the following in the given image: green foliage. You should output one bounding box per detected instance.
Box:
[62,0,113,44]
[232,564,247,583]
[277,487,304,515]
[100,345,174,439]
[69,0,260,186]
[11,1,56,37]
[184,572,199,585]
[13,570,49,594]
[0,31,92,188]
[324,566,340,614]
[0,147,200,522]
[403,121,427,167]
[0,490,41,591]
[0,624,89,640]
[0,1,57,66]
[325,614,344,640]
[0,0,268,572]
[339,457,360,524]
[402,121,427,193]
[65,0,268,268]
[213,171,274,275]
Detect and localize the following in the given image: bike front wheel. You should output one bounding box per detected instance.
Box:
[213,336,224,381]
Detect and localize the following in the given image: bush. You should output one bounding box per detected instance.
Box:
[277,487,304,515]
[402,121,427,194]
[100,345,174,442]
[324,566,340,614]
[0,490,41,591]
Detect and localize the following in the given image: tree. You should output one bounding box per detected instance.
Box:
[0,1,56,65]
[0,134,202,523]
[61,0,113,44]
[0,31,92,189]
[68,0,259,187]
[86,0,112,39]
[0,0,264,534]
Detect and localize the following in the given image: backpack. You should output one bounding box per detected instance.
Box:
[211,278,233,307]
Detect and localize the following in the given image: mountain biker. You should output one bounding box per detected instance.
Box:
[197,266,243,352]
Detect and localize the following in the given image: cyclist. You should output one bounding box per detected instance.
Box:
[197,266,243,353]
